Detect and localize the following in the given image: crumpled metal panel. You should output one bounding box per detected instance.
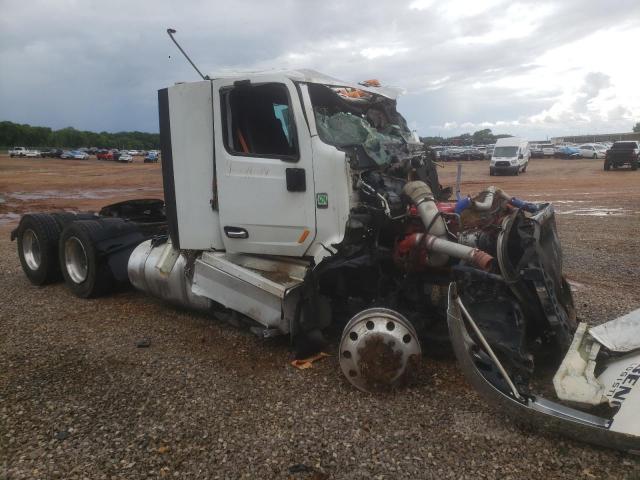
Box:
[446,283,640,453]
[590,308,640,353]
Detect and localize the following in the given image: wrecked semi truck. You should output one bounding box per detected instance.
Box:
[12,69,640,453]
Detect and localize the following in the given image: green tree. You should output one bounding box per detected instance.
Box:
[0,120,160,150]
[633,122,640,133]
[472,128,494,144]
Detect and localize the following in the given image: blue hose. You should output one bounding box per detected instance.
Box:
[510,197,539,213]
[455,196,472,214]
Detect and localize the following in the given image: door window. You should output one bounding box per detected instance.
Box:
[221,83,299,161]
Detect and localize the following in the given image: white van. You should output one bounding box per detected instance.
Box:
[489,137,530,176]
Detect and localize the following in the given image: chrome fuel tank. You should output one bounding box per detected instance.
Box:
[128,239,212,311]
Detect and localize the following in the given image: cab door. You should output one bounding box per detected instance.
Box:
[212,77,316,257]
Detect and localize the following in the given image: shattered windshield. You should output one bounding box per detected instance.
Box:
[493,146,518,157]
[308,83,415,165]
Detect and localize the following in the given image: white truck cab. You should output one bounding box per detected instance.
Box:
[158,70,417,262]
[489,137,530,176]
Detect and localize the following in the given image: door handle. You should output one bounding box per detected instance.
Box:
[224,226,249,239]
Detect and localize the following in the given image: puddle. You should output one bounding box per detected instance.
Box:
[0,213,20,225]
[556,207,631,217]
[7,187,158,201]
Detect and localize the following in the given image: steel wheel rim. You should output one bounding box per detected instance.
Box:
[22,229,41,271]
[64,236,88,283]
[339,308,422,392]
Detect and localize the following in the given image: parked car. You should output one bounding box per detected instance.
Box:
[429,146,445,160]
[538,144,554,157]
[604,141,640,171]
[462,148,485,160]
[96,150,114,161]
[530,144,544,158]
[9,147,40,157]
[9,147,27,157]
[443,147,466,161]
[555,145,581,159]
[61,150,89,160]
[118,152,134,163]
[40,148,62,158]
[485,145,495,159]
[144,151,159,163]
[489,137,530,175]
[578,144,607,159]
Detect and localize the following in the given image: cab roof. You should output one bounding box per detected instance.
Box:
[207,69,402,100]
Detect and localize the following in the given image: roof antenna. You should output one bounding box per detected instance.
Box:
[166,28,209,80]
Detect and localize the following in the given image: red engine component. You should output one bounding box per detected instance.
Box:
[436,202,456,214]
[393,232,430,271]
[407,202,456,216]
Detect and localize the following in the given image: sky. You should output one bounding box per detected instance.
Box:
[1,0,639,140]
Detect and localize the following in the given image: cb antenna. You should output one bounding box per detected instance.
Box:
[166,28,209,80]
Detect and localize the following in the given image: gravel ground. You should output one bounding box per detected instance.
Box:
[2,157,640,479]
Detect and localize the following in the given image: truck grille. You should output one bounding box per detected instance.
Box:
[496,161,511,167]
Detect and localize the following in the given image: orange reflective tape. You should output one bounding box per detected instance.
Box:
[297,229,310,243]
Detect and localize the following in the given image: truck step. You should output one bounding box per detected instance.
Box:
[192,252,310,332]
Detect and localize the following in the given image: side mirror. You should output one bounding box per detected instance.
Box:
[518,153,524,159]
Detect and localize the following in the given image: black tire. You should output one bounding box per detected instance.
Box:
[592,153,597,159]
[16,214,63,285]
[604,160,610,171]
[632,159,639,171]
[489,168,495,176]
[522,162,527,173]
[59,221,114,298]
[513,167,519,176]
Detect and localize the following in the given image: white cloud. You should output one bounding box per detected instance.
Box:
[0,0,639,137]
[360,46,410,59]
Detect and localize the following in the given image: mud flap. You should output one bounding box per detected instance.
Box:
[447,283,640,453]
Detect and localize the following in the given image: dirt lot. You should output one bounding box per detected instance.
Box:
[1,154,639,479]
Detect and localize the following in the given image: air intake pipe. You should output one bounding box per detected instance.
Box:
[402,181,494,271]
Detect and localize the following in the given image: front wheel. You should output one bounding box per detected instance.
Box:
[339,308,422,392]
[632,159,639,171]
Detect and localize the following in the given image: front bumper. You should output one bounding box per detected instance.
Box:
[447,285,640,453]
[490,163,518,174]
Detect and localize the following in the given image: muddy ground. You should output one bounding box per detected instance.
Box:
[1,154,639,478]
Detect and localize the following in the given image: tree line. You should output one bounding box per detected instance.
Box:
[421,128,512,146]
[0,121,159,150]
